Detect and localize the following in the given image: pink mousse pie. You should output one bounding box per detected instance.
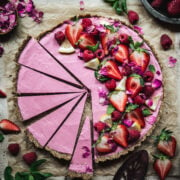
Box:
[68,117,93,179]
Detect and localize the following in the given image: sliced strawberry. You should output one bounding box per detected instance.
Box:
[0,119,20,133]
[155,128,177,157]
[128,128,140,143]
[100,29,111,55]
[113,44,129,63]
[101,61,123,80]
[96,134,117,153]
[130,51,150,72]
[112,124,129,148]
[153,154,172,180]
[125,108,145,128]
[78,33,97,50]
[126,74,143,97]
[65,24,83,47]
[109,91,127,112]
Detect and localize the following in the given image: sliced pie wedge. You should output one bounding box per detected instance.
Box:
[45,93,87,160]
[68,117,93,179]
[18,93,81,121]
[27,96,81,147]
[18,38,82,88]
[17,67,85,95]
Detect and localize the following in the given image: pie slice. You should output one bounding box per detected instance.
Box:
[27,96,81,147]
[18,38,82,88]
[68,117,93,179]
[18,93,81,121]
[17,66,85,95]
[45,93,87,160]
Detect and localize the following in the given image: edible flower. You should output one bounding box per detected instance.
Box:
[79,0,85,11]
[98,87,109,105]
[133,25,144,35]
[152,79,162,89]
[168,56,177,68]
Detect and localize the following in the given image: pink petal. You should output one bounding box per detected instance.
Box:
[146,116,156,125]
[133,25,144,35]
[0,46,4,57]
[168,56,177,68]
[123,119,133,127]
[79,0,85,11]
[152,79,162,89]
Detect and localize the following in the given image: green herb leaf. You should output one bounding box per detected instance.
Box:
[0,133,4,142]
[104,25,117,33]
[87,42,100,52]
[142,109,152,117]
[4,166,14,180]
[121,0,127,13]
[15,172,28,180]
[104,0,116,2]
[125,103,139,112]
[107,104,115,114]
[30,159,47,172]
[28,175,34,180]
[94,70,109,82]
[148,65,156,73]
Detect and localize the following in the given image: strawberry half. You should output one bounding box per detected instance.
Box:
[155,128,177,157]
[125,108,145,128]
[126,74,143,97]
[100,29,111,55]
[100,61,123,80]
[109,91,128,112]
[153,154,172,180]
[96,134,117,153]
[78,33,97,50]
[112,124,129,148]
[65,24,83,47]
[0,119,20,133]
[113,44,129,63]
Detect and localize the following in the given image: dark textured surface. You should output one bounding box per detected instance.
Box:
[141,0,180,24]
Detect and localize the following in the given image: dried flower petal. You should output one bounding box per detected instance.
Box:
[152,79,162,89]
[123,119,133,127]
[0,46,4,57]
[86,166,93,173]
[79,0,85,11]
[98,87,109,105]
[156,70,161,75]
[146,116,156,125]
[99,67,108,76]
[133,25,144,35]
[168,56,177,68]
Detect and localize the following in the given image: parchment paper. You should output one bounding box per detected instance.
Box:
[1,0,180,179]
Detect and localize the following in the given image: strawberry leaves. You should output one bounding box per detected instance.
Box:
[125,103,139,112]
[0,133,4,142]
[4,159,53,180]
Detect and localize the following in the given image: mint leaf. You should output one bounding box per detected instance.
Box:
[107,104,115,114]
[104,25,117,33]
[28,175,34,180]
[148,65,156,73]
[15,172,28,180]
[87,42,100,52]
[125,103,139,112]
[30,159,46,172]
[4,166,14,180]
[142,109,152,117]
[0,133,4,142]
[94,70,109,82]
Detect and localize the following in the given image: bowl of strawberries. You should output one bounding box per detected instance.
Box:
[141,0,180,24]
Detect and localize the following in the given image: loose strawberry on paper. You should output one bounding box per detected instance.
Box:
[23,152,37,165]
[154,128,177,157]
[153,154,172,180]
[65,24,83,47]
[167,0,180,17]
[0,90,7,98]
[8,143,20,156]
[100,61,123,80]
[0,119,20,134]
[109,91,128,112]
[112,124,129,148]
[113,44,129,63]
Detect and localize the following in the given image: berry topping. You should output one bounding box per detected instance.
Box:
[105,79,116,91]
[54,31,65,45]
[23,152,37,165]
[167,0,180,17]
[128,128,140,143]
[95,49,105,60]
[142,85,155,98]
[121,64,132,76]
[111,110,122,121]
[94,121,106,132]
[82,18,92,28]
[83,50,95,62]
[160,34,172,50]
[133,95,145,105]
[128,10,139,24]
[119,33,130,44]
[143,71,154,82]
[151,0,164,9]
[8,143,20,156]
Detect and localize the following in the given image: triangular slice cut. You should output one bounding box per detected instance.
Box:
[18,93,81,121]
[27,96,81,147]
[17,67,85,94]
[18,38,82,88]
[68,117,93,178]
[45,93,87,160]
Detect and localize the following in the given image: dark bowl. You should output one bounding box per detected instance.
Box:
[141,0,180,24]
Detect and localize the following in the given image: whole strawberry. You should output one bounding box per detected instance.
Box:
[128,10,139,24]
[105,79,116,91]
[160,34,172,50]
[154,128,177,157]
[167,0,180,17]
[153,154,172,180]
[8,143,20,156]
[23,152,37,165]
[54,31,65,45]
[0,90,7,98]
[151,0,164,9]
[83,50,95,62]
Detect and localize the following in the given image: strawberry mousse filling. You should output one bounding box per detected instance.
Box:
[39,16,163,162]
